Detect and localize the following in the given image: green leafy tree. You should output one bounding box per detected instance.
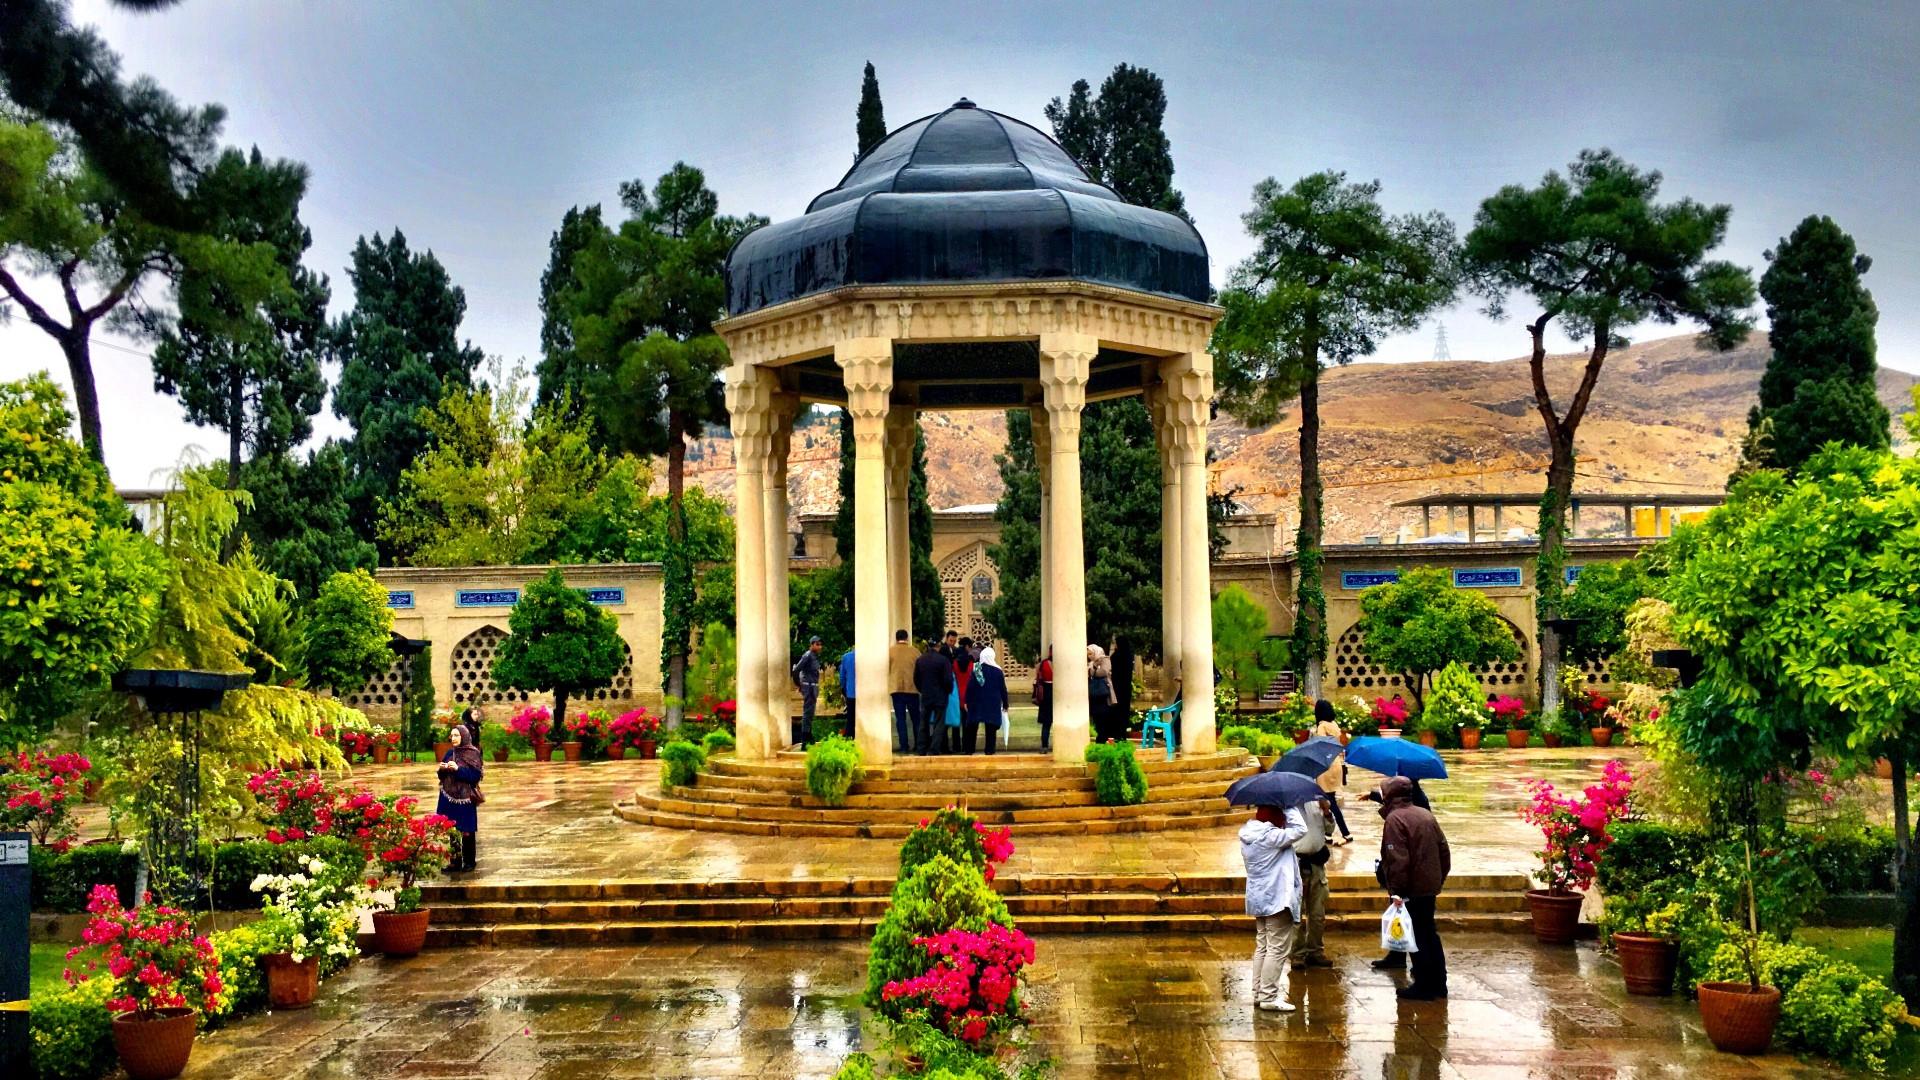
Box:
[564,164,763,724]
[983,410,1042,661]
[300,569,394,695]
[1462,149,1755,716]
[491,567,626,738]
[0,374,164,745]
[1557,559,1651,666]
[235,442,375,599]
[533,203,605,430]
[329,229,484,550]
[151,148,328,488]
[856,62,887,156]
[1212,585,1288,702]
[1212,172,1459,696]
[1081,399,1165,652]
[1742,215,1887,472]
[686,620,737,712]
[1354,566,1519,710]
[1045,63,1187,218]
[400,643,436,755]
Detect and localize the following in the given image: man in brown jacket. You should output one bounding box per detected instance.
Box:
[1374,775,1450,999]
[887,629,921,754]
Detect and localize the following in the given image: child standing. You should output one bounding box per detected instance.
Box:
[1239,803,1307,1012]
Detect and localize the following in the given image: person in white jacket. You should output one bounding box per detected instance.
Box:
[1239,803,1307,1012]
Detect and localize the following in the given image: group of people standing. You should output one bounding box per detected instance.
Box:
[870,629,1011,756]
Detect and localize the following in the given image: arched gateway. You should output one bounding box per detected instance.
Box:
[714,99,1223,765]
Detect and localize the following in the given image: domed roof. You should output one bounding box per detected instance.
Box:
[725,99,1210,316]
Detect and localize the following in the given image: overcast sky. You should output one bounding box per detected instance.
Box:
[5,0,1918,484]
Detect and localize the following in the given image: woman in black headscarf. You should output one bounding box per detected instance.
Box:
[437,723,485,872]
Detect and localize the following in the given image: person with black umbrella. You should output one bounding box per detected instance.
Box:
[1311,700,1355,845]
[1369,776,1451,999]
[1239,802,1306,1013]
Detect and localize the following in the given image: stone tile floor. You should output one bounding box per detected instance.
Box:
[173,933,1841,1079]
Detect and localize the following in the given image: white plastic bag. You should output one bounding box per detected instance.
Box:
[1380,899,1419,954]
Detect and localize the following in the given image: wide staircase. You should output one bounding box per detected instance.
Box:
[418,871,1534,948]
[614,749,1259,838]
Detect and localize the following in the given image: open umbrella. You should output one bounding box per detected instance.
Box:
[1224,770,1325,809]
[1342,736,1448,781]
[1271,736,1344,776]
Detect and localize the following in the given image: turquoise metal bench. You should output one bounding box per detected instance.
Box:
[1138,699,1181,760]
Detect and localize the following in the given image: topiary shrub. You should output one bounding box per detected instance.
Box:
[28,843,138,913]
[899,807,987,879]
[805,736,864,806]
[1703,936,1903,1072]
[701,729,735,755]
[865,854,1012,1015]
[29,974,116,1080]
[659,739,707,791]
[1219,725,1265,756]
[1084,743,1148,806]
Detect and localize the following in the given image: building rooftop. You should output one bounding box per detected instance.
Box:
[1392,491,1726,508]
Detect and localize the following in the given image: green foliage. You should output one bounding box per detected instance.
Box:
[686,621,737,712]
[1704,937,1904,1071]
[401,644,437,754]
[856,62,888,157]
[300,569,394,694]
[1220,725,1292,758]
[207,837,362,911]
[1557,560,1650,666]
[0,375,165,744]
[1085,743,1149,806]
[898,807,988,879]
[805,735,864,806]
[1353,567,1518,707]
[1423,662,1490,733]
[659,739,707,790]
[700,729,734,755]
[1803,828,1897,893]
[1045,64,1187,218]
[983,409,1042,662]
[234,444,377,600]
[491,567,626,736]
[865,854,1013,1014]
[534,203,606,432]
[1212,586,1288,700]
[29,843,137,913]
[29,972,117,1080]
[209,920,277,1020]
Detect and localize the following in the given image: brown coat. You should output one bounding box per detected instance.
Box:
[887,643,920,696]
[1377,785,1450,897]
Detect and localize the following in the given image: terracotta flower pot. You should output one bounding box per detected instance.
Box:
[372,743,390,765]
[264,952,319,1009]
[1612,933,1679,996]
[1590,728,1614,747]
[1378,727,1403,740]
[1505,730,1531,749]
[606,744,626,761]
[1459,728,1483,750]
[1877,757,1895,779]
[492,747,509,763]
[1526,888,1583,944]
[112,1007,198,1080]
[562,740,584,762]
[533,740,554,762]
[1339,730,1351,745]
[433,740,452,759]
[1417,730,1439,748]
[1292,728,1311,745]
[1543,732,1564,749]
[638,739,657,759]
[371,908,432,957]
[1696,982,1781,1055]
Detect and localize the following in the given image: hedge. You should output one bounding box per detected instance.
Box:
[1085,743,1148,806]
[28,837,362,914]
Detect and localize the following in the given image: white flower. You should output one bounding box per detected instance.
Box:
[292,932,308,948]
[250,874,271,892]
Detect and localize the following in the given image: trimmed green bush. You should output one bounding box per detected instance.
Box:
[1219,725,1265,756]
[805,736,864,807]
[1704,936,1903,1072]
[660,739,707,790]
[1085,742,1148,806]
[864,854,1012,1014]
[28,844,136,913]
[898,807,987,879]
[207,836,361,910]
[29,974,116,1080]
[1802,827,1896,893]
[701,729,735,755]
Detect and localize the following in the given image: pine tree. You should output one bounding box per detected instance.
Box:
[1743,215,1887,472]
[237,443,376,600]
[1044,65,1187,220]
[534,203,606,429]
[856,62,888,157]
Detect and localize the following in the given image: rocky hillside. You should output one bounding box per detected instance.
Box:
[676,332,1916,544]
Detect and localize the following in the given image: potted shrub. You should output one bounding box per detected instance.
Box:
[1370,696,1410,739]
[430,707,461,758]
[251,852,369,1009]
[371,730,399,765]
[62,885,223,1080]
[480,722,518,764]
[1607,901,1682,996]
[569,708,610,761]
[1426,662,1489,750]
[362,795,457,957]
[610,707,661,759]
[1538,707,1576,749]
[1518,760,1632,944]
[509,705,553,761]
[1492,696,1530,748]
[1697,929,1782,1055]
[1566,688,1614,745]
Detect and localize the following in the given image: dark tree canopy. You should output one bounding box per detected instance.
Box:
[856,62,887,157]
[534,203,605,430]
[823,410,943,651]
[1044,63,1187,220]
[237,443,376,600]
[1745,215,1887,471]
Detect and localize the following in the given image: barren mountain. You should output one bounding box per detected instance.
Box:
[675,332,1916,545]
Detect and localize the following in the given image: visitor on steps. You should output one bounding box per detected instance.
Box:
[1289,797,1334,969]
[953,638,977,753]
[1366,776,1433,971]
[940,629,959,659]
[1373,776,1451,1000]
[437,724,484,873]
[1240,803,1306,1013]
[1033,647,1054,752]
[913,639,953,757]
[974,647,1010,756]
[1312,700,1355,845]
[791,637,823,747]
[888,630,920,754]
[1112,637,1136,737]
[838,646,856,739]
[1087,645,1119,742]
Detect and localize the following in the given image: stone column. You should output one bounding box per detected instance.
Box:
[1029,405,1052,664]
[724,364,776,761]
[765,391,800,741]
[1163,352,1216,755]
[1039,333,1095,763]
[838,338,895,765]
[1147,386,1182,699]
[885,407,916,640]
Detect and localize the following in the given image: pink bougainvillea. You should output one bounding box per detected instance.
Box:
[1519,759,1634,892]
[0,750,90,851]
[64,886,224,1016]
[1489,696,1528,725]
[508,705,553,743]
[1370,697,1411,726]
[881,923,1035,1044]
[608,708,660,752]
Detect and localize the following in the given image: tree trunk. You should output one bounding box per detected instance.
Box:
[61,332,106,467]
[1298,366,1324,699]
[1893,748,1920,1006]
[553,689,569,743]
[663,412,690,727]
[226,369,245,491]
[1538,433,1576,719]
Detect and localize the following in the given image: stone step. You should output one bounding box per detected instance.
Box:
[711,750,1249,781]
[648,779,1240,810]
[633,789,1243,826]
[613,804,1250,837]
[685,768,1254,798]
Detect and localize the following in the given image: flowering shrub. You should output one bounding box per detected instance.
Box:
[1423,661,1491,734]
[363,794,455,911]
[1269,693,1315,730]
[1490,696,1529,729]
[1370,696,1411,726]
[432,706,462,729]
[251,853,382,966]
[246,769,342,843]
[569,708,610,752]
[64,885,224,1016]
[1520,759,1634,891]
[508,705,552,743]
[0,750,90,851]
[338,729,375,761]
[897,807,1015,882]
[609,707,660,752]
[881,924,1035,1045]
[1570,688,1613,724]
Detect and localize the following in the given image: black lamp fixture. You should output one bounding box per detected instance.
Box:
[112,668,251,713]
[388,633,430,657]
[111,669,250,904]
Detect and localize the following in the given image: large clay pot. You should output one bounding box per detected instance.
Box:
[1505,730,1531,749]
[1543,732,1565,749]
[1459,728,1483,750]
[492,747,509,763]
[533,740,554,762]
[1417,730,1439,748]
[371,908,432,957]
[112,1007,198,1080]
[606,744,626,761]
[372,743,390,765]
[638,739,658,759]
[1590,728,1614,747]
[1378,727,1403,740]
[264,952,319,1009]
[562,740,584,762]
[1526,889,1583,944]
[433,740,452,759]
[1613,933,1679,996]
[1696,982,1781,1055]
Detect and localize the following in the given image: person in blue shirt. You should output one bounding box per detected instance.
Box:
[838,647,857,738]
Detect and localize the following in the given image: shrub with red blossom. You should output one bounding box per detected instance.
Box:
[608,708,660,752]
[363,794,455,911]
[1370,696,1411,726]
[1519,759,1634,892]
[899,807,1016,882]
[508,705,552,743]
[880,924,1035,1044]
[0,750,90,851]
[64,885,224,1016]
[246,769,345,844]
[1490,696,1528,726]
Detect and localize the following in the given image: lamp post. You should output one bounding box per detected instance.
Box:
[112,670,250,904]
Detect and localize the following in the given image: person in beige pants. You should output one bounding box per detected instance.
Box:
[1290,797,1334,967]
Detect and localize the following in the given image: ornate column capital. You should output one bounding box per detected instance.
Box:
[769,390,801,464]
[836,337,894,448]
[884,407,916,481]
[1038,332,1096,439]
[1158,353,1214,465]
[725,364,779,458]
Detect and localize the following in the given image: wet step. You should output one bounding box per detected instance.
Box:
[613,805,1250,837]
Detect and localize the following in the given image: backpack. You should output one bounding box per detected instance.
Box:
[1089,674,1111,702]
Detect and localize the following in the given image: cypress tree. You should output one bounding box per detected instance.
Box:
[857,62,887,157]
